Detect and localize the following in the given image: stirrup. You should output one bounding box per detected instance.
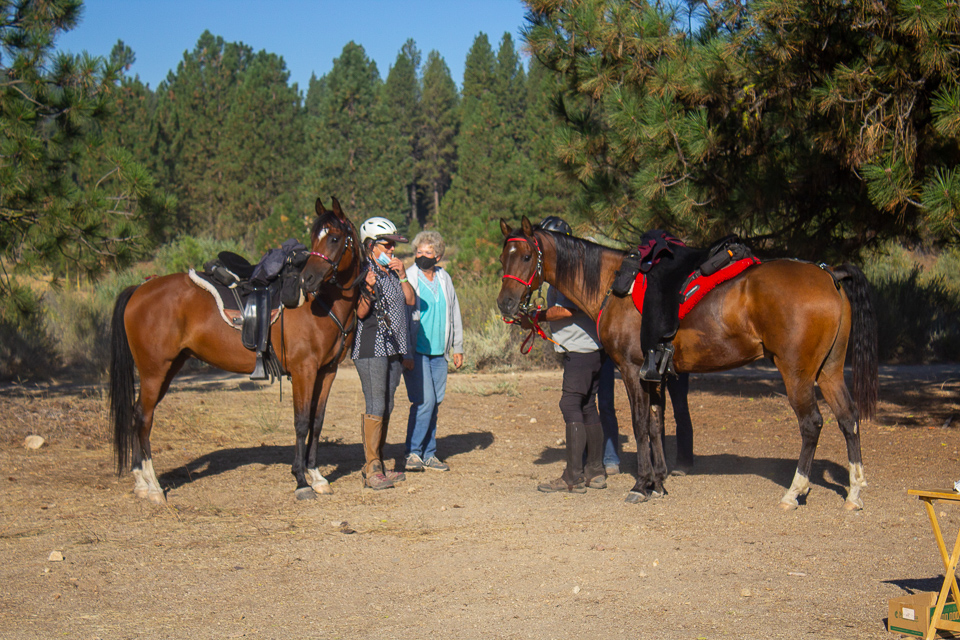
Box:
[639,350,661,382]
[250,353,268,380]
[657,343,677,378]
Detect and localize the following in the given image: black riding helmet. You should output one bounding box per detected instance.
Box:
[539,216,572,235]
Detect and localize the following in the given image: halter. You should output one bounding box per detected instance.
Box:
[309,228,353,269]
[502,232,566,353]
[501,234,544,314]
[307,225,361,291]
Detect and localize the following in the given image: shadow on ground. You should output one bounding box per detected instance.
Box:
[158,430,495,489]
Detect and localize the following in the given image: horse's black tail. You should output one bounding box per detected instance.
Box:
[110,286,139,475]
[833,264,878,421]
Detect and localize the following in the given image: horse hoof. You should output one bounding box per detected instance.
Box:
[295,487,317,501]
[778,500,798,511]
[650,489,665,499]
[625,491,648,504]
[312,482,333,496]
[844,499,863,511]
[147,491,166,505]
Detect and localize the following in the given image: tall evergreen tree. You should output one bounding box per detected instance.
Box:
[1,0,171,319]
[380,39,422,228]
[153,32,303,241]
[522,58,577,227]
[220,51,304,235]
[445,33,530,273]
[418,50,459,225]
[302,42,404,227]
[525,0,960,258]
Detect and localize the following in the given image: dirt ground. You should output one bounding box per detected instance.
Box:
[1,362,959,640]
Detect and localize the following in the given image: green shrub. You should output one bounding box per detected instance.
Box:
[154,235,250,274]
[451,270,561,372]
[864,245,960,363]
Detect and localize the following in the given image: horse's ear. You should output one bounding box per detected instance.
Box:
[521,216,534,236]
[500,219,512,238]
[315,198,327,216]
[331,196,346,221]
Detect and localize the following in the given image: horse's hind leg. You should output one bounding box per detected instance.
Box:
[132,356,187,503]
[778,370,824,510]
[818,365,866,510]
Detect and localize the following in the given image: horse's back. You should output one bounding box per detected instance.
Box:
[675,260,849,372]
[125,272,249,368]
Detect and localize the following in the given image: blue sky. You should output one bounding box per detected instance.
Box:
[57,0,530,91]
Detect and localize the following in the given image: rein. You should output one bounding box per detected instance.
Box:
[501,233,566,354]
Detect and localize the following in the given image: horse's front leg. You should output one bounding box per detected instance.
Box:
[290,371,320,500]
[304,363,340,496]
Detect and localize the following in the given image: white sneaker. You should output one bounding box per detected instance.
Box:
[405,453,425,471]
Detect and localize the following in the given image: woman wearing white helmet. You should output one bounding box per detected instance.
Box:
[353,216,415,490]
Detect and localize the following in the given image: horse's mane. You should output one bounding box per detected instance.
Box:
[538,228,620,301]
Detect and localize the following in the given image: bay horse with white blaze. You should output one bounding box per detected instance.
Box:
[497,217,878,510]
[110,198,361,502]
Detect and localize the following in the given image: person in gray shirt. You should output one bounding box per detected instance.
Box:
[532,217,607,493]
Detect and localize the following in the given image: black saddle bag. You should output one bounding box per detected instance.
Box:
[611,250,643,296]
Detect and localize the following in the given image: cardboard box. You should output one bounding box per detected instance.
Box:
[889,591,960,637]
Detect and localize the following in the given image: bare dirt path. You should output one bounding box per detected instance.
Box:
[1,364,959,639]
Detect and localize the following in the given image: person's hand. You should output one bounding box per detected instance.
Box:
[389,256,406,279]
[453,353,464,369]
[519,315,534,330]
[365,269,376,286]
[402,357,414,371]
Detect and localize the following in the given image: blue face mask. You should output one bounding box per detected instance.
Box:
[375,252,391,267]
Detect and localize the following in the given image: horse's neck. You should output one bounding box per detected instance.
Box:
[542,241,620,322]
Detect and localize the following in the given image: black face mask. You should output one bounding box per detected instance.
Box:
[415,256,439,270]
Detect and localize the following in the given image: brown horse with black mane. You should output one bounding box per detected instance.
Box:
[110,198,361,502]
[497,217,878,510]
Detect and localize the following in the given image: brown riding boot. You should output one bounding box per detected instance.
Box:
[379,413,405,483]
[361,414,393,490]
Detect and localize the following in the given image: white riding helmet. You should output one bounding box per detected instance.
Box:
[360,217,408,244]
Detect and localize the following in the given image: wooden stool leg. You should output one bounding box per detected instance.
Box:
[922,499,960,640]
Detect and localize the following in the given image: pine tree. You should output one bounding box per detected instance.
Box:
[0,0,171,319]
[154,31,253,236]
[220,50,304,237]
[380,39,422,229]
[525,0,960,258]
[418,50,459,225]
[445,33,531,273]
[302,42,404,228]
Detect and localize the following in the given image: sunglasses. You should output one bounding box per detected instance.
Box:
[377,241,396,250]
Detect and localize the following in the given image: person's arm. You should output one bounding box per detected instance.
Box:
[449,277,464,369]
[389,257,416,305]
[357,269,376,319]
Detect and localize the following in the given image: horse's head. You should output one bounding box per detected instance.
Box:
[497,216,543,319]
[300,197,357,295]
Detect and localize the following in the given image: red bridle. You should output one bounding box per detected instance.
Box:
[501,234,543,288]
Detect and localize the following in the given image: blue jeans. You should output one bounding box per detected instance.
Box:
[598,354,621,467]
[404,353,448,459]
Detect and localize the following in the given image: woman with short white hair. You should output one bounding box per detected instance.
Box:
[403,230,464,472]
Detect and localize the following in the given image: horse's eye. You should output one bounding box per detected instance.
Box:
[523,254,532,262]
